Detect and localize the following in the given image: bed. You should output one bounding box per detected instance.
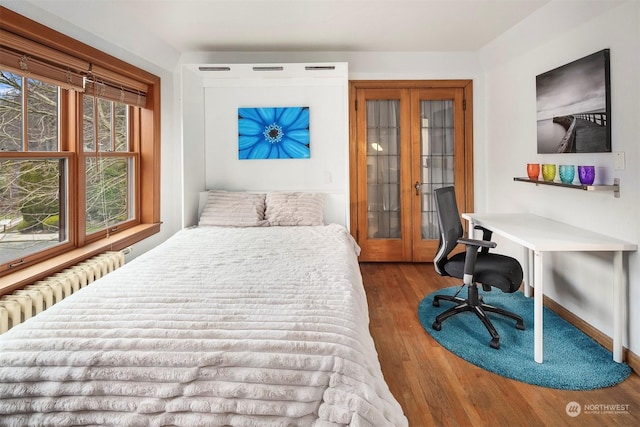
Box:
[0,191,408,426]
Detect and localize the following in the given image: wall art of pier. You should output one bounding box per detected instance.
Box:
[552,112,609,153]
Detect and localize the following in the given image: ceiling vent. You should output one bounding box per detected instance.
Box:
[198,66,231,71]
[252,66,284,71]
[305,66,336,70]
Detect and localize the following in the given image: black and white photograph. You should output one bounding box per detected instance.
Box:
[536,49,611,153]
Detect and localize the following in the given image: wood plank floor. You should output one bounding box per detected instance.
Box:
[360,262,640,427]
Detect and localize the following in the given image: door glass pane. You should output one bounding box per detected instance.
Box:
[420,99,454,240]
[366,99,400,239]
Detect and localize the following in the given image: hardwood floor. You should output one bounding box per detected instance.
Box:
[360,262,640,427]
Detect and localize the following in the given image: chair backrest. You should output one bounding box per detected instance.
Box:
[433,186,464,276]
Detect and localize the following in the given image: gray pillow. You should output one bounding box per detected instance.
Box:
[265,191,325,226]
[199,191,267,227]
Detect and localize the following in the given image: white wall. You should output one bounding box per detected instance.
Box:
[180,66,206,228]
[478,0,640,355]
[180,62,349,226]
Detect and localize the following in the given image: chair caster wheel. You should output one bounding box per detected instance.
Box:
[516,321,525,330]
[432,322,441,331]
[490,338,500,349]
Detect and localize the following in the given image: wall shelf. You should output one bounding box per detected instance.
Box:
[514,177,620,198]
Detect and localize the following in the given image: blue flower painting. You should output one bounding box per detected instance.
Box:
[238,107,310,159]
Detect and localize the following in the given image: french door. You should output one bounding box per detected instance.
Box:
[349,81,473,262]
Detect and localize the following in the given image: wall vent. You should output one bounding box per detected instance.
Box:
[199,66,231,71]
[252,66,284,71]
[305,66,336,70]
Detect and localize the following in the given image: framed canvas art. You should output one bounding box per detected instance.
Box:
[536,49,611,153]
[238,106,310,159]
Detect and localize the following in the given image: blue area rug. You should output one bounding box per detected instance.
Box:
[418,286,631,390]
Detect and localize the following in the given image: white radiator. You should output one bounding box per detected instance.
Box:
[0,249,129,334]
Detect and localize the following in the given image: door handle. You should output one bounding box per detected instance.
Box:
[414,181,421,195]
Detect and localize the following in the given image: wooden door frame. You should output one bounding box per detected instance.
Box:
[349,80,474,259]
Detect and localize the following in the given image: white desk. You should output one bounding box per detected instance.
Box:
[462,213,637,364]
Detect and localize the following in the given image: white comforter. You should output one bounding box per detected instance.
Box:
[0,224,407,427]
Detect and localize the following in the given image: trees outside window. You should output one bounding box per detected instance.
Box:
[0,72,66,265]
[83,94,135,235]
[0,7,160,288]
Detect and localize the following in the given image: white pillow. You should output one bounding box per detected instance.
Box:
[198,191,267,227]
[265,191,325,226]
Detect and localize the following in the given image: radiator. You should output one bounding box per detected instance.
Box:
[0,249,129,334]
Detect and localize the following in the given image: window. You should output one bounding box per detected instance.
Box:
[0,72,69,266]
[0,7,160,292]
[82,94,135,236]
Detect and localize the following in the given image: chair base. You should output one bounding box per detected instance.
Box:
[431,285,525,349]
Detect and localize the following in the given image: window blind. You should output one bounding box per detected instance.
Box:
[1,28,148,106]
[0,46,85,91]
[84,79,147,108]
[86,63,149,107]
[0,28,87,91]
[84,78,147,108]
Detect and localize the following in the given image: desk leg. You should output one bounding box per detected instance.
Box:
[523,248,533,298]
[613,251,625,363]
[534,251,544,363]
[467,219,476,239]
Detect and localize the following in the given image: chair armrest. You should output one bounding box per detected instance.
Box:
[457,237,497,249]
[474,225,494,254]
[457,238,497,285]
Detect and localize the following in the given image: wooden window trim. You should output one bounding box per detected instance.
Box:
[0,7,161,295]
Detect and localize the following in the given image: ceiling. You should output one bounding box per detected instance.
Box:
[20,0,552,56]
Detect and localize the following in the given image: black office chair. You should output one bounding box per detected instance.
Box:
[431,186,524,349]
